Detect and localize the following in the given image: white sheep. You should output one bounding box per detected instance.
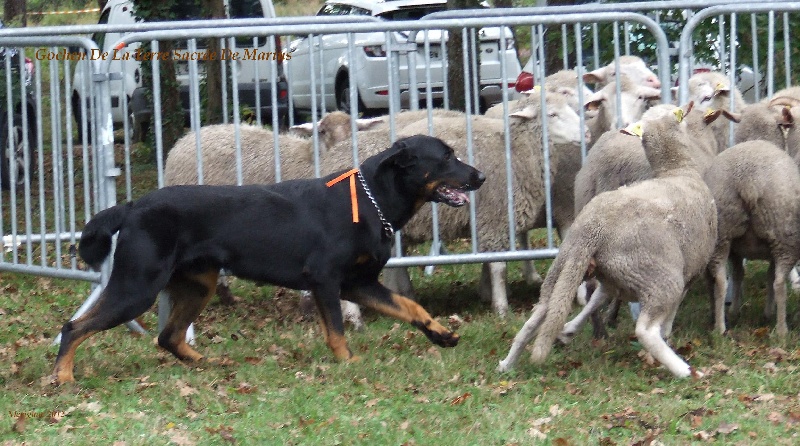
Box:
[164,113,384,186]
[498,103,717,378]
[678,71,745,153]
[704,140,800,338]
[583,55,662,90]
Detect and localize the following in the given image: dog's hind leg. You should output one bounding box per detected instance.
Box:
[343,282,459,348]
[158,270,219,361]
[311,284,352,361]
[53,279,163,384]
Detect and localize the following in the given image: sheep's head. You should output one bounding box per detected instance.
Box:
[582,55,661,89]
[584,78,661,129]
[682,71,737,112]
[514,91,589,145]
[290,112,383,153]
[626,102,697,174]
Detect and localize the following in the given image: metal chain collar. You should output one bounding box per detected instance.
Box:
[357,171,395,239]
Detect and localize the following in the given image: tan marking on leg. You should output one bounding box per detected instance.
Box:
[368,293,459,347]
[314,305,352,361]
[159,270,218,361]
[53,331,97,385]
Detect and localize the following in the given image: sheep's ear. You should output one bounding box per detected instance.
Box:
[289,122,315,137]
[355,117,384,131]
[620,121,643,138]
[703,109,722,125]
[510,104,538,120]
[584,91,606,112]
[519,85,541,97]
[720,110,742,123]
[778,107,795,127]
[713,82,731,97]
[583,68,607,85]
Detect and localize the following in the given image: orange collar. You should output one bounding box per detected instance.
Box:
[326,168,360,223]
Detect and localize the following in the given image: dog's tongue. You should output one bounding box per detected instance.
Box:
[439,185,470,206]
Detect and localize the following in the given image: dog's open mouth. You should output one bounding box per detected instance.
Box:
[434,184,471,207]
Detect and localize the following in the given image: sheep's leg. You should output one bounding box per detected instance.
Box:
[520,234,543,285]
[708,249,730,335]
[661,290,687,339]
[764,261,777,322]
[489,262,509,317]
[557,282,609,345]
[789,263,800,291]
[635,310,697,378]
[382,267,416,300]
[497,303,547,372]
[727,255,745,320]
[341,300,364,331]
[771,259,791,338]
[602,296,622,328]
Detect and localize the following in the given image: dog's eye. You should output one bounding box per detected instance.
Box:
[444,151,453,161]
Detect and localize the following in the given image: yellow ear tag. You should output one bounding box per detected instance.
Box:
[715,82,726,91]
[532,85,541,94]
[620,122,643,138]
[703,108,716,118]
[673,108,685,123]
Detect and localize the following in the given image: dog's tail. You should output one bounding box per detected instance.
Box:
[528,231,600,364]
[79,203,131,270]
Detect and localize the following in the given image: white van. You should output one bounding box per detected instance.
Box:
[72,0,288,141]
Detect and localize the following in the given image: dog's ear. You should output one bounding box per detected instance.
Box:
[380,138,418,170]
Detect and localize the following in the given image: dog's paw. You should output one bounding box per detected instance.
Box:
[413,320,460,347]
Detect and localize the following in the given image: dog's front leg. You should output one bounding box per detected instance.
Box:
[343,282,459,348]
[312,284,353,361]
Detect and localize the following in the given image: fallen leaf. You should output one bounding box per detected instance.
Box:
[167,430,196,446]
[235,382,256,394]
[365,399,379,408]
[693,430,712,441]
[553,438,572,446]
[177,380,198,397]
[244,357,262,365]
[450,392,471,406]
[527,427,547,440]
[399,420,410,430]
[715,422,738,435]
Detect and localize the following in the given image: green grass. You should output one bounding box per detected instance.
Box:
[1,257,799,445]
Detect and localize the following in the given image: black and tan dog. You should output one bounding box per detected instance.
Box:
[52,135,485,384]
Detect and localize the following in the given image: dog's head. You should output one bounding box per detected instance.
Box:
[379,135,485,207]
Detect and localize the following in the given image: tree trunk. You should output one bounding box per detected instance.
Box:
[446,0,481,112]
[201,0,224,125]
[4,0,26,25]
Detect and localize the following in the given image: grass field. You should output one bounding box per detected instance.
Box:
[1,249,799,445]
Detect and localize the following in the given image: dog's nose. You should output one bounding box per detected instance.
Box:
[475,170,486,185]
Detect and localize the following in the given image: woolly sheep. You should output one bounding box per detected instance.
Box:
[679,71,745,153]
[583,55,661,90]
[704,140,800,338]
[563,103,737,342]
[583,75,662,137]
[573,103,738,214]
[498,103,717,378]
[164,113,383,186]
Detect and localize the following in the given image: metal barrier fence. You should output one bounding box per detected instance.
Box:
[0,1,798,335]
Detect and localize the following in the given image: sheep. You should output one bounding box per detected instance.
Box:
[583,55,661,90]
[733,93,796,153]
[704,140,800,338]
[679,71,746,153]
[583,75,662,139]
[164,112,384,187]
[560,103,739,342]
[574,103,738,215]
[498,103,717,378]
[323,92,586,317]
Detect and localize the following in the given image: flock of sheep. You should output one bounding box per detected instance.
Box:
[160,56,800,378]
